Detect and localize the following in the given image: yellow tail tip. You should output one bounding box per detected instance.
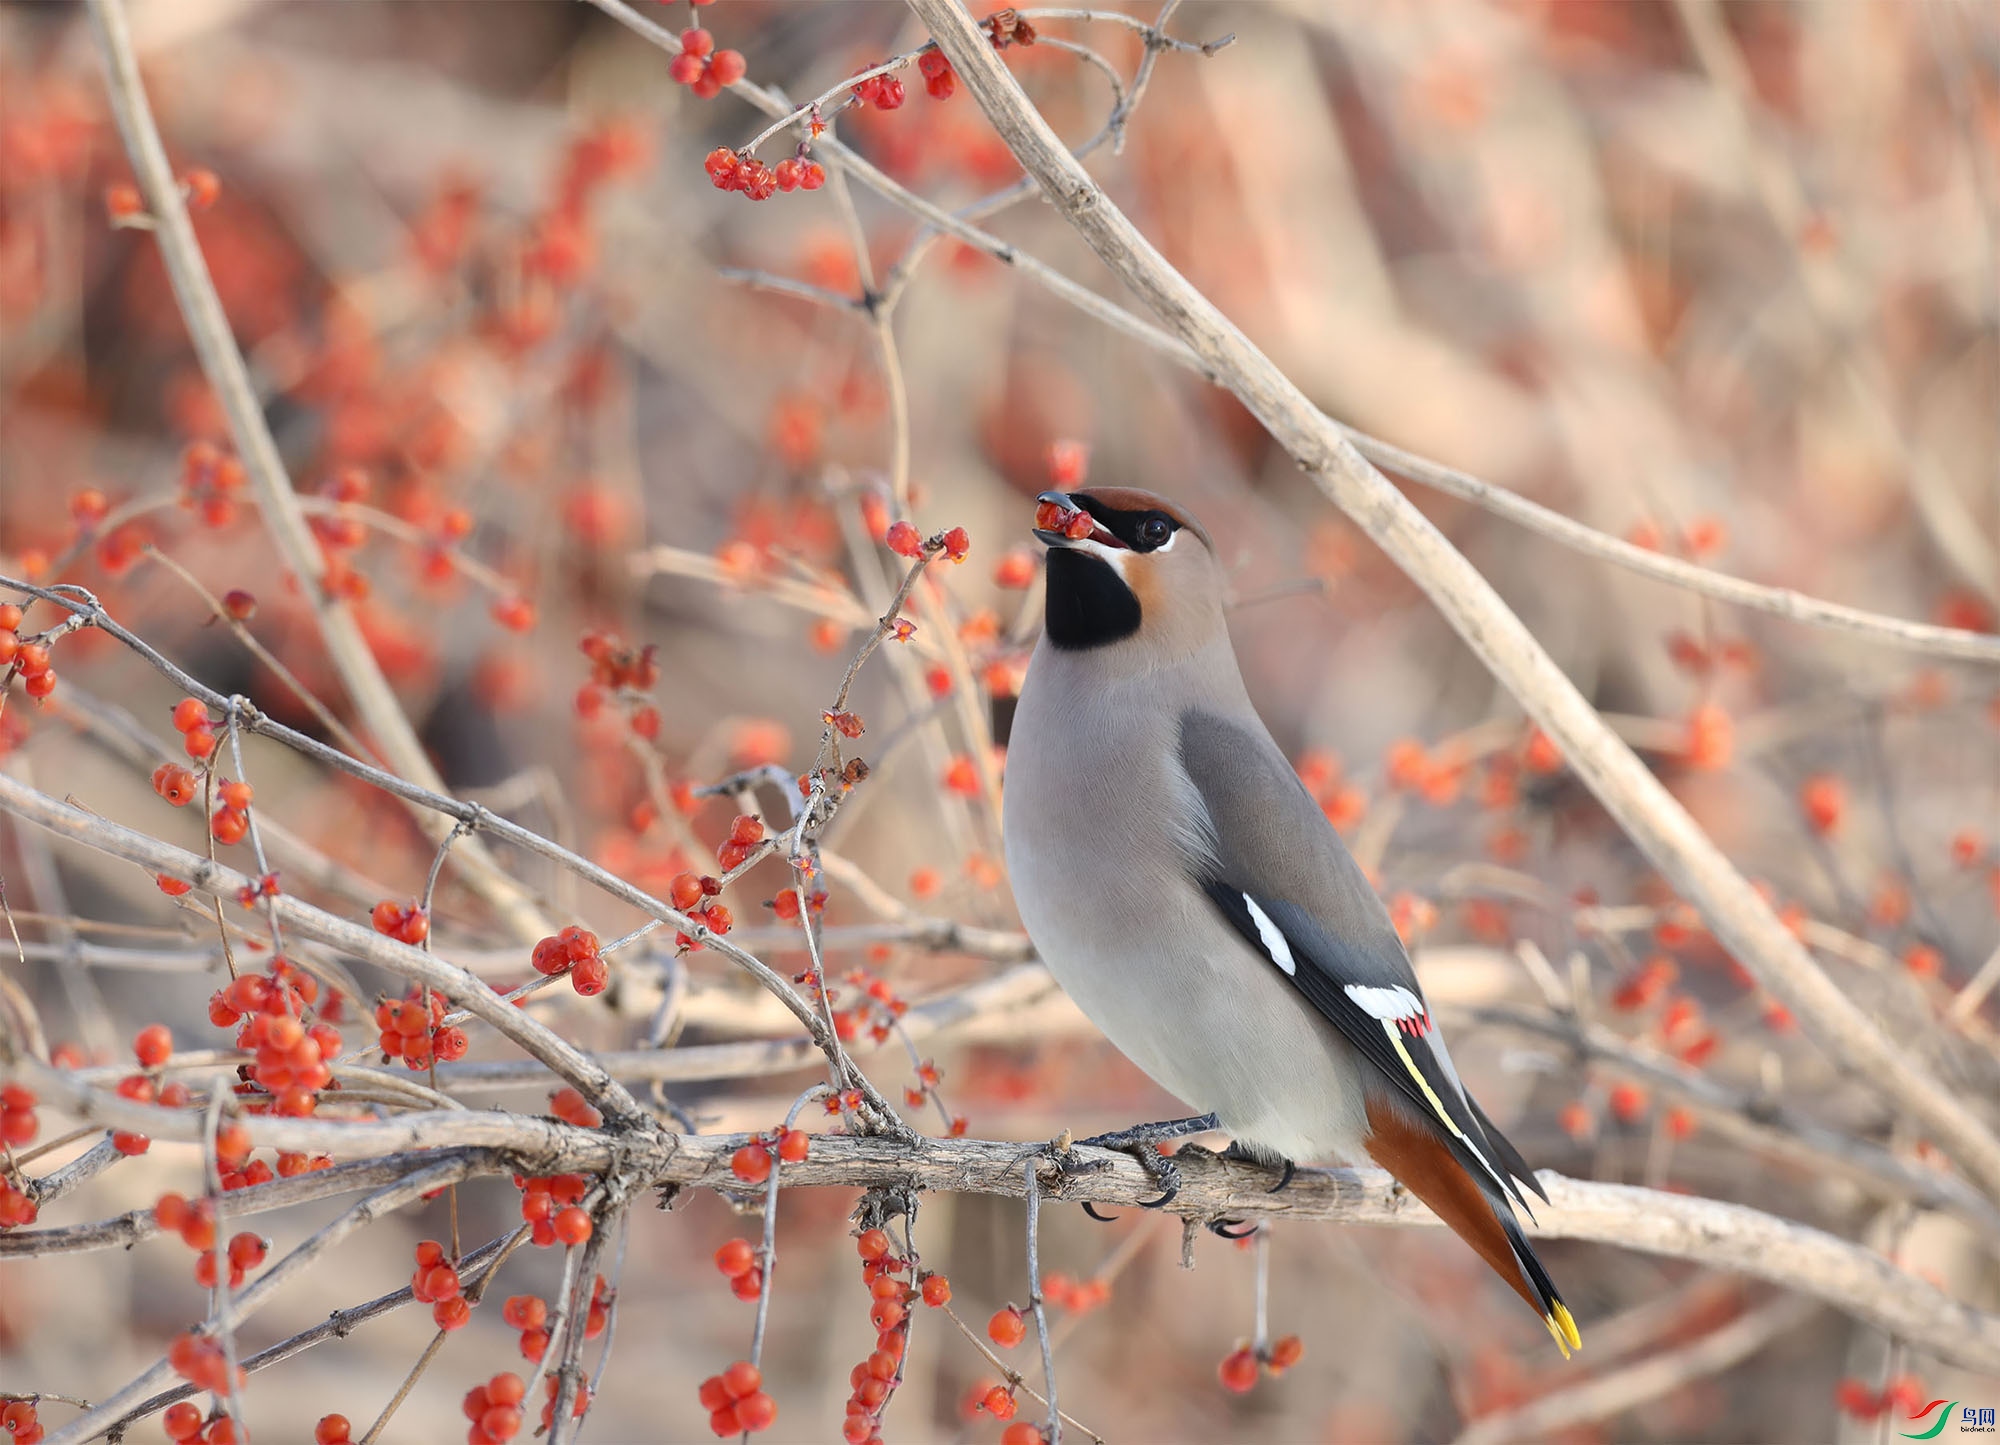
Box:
[1548,1302,1582,1354]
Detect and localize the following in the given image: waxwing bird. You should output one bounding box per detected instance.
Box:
[1001,486,1580,1356]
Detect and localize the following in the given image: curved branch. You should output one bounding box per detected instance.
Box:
[905,0,2000,1205]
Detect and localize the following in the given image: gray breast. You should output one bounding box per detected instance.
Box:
[1002,649,1371,1162]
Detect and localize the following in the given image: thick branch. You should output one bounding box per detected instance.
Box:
[907,0,2000,1205]
[14,1111,1995,1377]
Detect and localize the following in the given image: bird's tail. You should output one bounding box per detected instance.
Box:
[1364,1100,1580,1356]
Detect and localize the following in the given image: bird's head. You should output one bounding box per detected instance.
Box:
[1031,487,1224,659]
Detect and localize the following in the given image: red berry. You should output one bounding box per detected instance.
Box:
[172,698,208,733]
[680,27,714,58]
[1268,1333,1304,1372]
[884,520,923,557]
[182,166,221,210]
[731,1143,772,1184]
[799,161,826,191]
[776,1128,809,1163]
[134,1023,172,1067]
[183,725,217,760]
[987,1306,1025,1348]
[999,1424,1043,1445]
[1218,1346,1258,1392]
[714,1238,756,1277]
[709,49,745,85]
[981,1386,1016,1420]
[856,1228,890,1262]
[921,1273,951,1306]
[734,1391,777,1433]
[553,1206,593,1245]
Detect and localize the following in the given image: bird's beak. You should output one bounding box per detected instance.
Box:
[1032,491,1124,550]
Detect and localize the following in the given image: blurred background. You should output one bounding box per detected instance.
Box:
[2,1,1998,1441]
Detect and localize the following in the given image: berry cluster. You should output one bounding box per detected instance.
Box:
[0,1085,34,1229]
[702,146,825,200]
[308,468,376,599]
[0,1398,43,1444]
[883,519,971,562]
[698,1362,776,1437]
[668,871,734,950]
[515,1173,593,1248]
[835,1226,944,1443]
[0,1182,31,1231]
[1217,1335,1305,1393]
[167,1330,245,1396]
[669,28,745,96]
[851,70,906,111]
[575,630,659,722]
[716,814,765,871]
[373,987,468,1070]
[178,441,248,529]
[530,925,608,996]
[549,1087,603,1129]
[984,7,1039,47]
[460,1372,527,1444]
[712,1235,764,1302]
[1030,499,1094,542]
[412,1239,475,1330]
[728,1125,810,1186]
[537,1374,592,1434]
[917,50,956,100]
[1836,1374,1927,1421]
[502,1294,550,1361]
[163,1401,242,1444]
[2,604,56,702]
[369,899,431,946]
[1,1083,35,1151]
[153,1193,266,1290]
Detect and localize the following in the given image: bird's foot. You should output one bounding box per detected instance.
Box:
[1221,1140,1297,1194]
[1206,1217,1260,1240]
[1059,1113,1219,1218]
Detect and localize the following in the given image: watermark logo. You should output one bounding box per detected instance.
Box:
[1902,1400,1998,1439]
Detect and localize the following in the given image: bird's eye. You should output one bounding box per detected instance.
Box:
[1137,515,1173,548]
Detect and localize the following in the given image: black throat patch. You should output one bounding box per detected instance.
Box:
[1044,547,1140,650]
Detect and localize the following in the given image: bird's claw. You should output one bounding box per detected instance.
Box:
[1220,1140,1296,1194]
[1207,1217,1259,1240]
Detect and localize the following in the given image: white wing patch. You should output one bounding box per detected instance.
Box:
[1240,896,1296,976]
[1346,983,1425,1023]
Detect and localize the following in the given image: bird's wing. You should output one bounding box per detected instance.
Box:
[1176,708,1546,1211]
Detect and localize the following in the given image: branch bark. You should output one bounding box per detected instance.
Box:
[905,0,2000,1206]
[10,1095,1998,1377]
[83,0,550,944]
